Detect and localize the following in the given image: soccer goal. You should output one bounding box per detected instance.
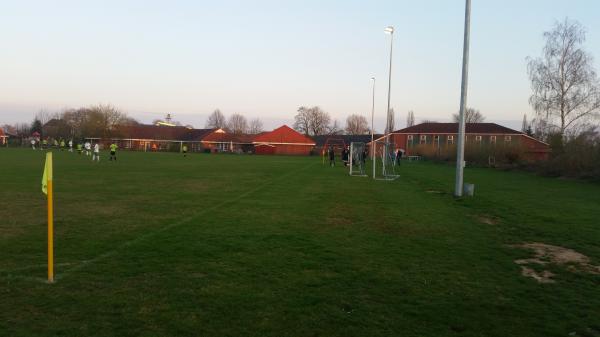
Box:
[373,139,400,180]
[349,142,367,177]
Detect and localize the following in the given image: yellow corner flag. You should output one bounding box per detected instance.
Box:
[42,152,54,283]
[42,152,53,195]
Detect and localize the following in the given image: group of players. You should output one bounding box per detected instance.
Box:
[30,138,118,162]
[326,146,404,167]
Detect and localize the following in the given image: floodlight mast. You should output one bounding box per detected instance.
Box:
[454,0,471,197]
[383,26,394,173]
[370,77,376,179]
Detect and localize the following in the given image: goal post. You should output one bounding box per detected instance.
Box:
[374,139,400,180]
[349,142,367,177]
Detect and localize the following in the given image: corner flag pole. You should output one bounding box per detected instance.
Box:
[42,152,54,283]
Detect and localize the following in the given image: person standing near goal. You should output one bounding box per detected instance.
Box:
[68,139,73,152]
[109,142,118,161]
[92,143,100,162]
[328,147,335,167]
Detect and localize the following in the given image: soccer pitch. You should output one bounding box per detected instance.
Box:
[1,148,599,337]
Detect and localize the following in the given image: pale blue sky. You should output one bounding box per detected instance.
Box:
[1,0,599,131]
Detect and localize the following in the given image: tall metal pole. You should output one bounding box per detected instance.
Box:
[454,0,471,197]
[371,77,376,179]
[384,26,394,174]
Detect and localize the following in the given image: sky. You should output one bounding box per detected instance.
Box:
[1,0,599,132]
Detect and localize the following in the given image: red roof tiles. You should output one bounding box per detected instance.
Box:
[393,123,523,135]
[253,125,315,144]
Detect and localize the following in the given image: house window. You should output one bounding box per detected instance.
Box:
[490,136,496,144]
[475,135,482,144]
[420,135,427,144]
[407,135,414,147]
[504,136,512,143]
[447,135,454,145]
[433,135,440,147]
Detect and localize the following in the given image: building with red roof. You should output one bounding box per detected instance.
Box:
[0,128,7,145]
[372,122,550,161]
[252,125,316,155]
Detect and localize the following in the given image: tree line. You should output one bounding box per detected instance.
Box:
[2,104,138,140]
[204,109,264,135]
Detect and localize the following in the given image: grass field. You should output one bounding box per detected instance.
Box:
[1,148,600,337]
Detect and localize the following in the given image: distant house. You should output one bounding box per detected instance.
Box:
[0,128,8,145]
[371,123,550,161]
[84,124,316,155]
[252,125,316,155]
[201,130,256,153]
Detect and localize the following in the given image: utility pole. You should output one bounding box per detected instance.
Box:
[371,77,376,179]
[454,0,471,197]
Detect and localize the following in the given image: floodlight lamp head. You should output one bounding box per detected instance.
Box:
[384,26,394,34]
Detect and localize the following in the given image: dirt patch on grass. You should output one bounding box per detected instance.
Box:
[475,215,499,225]
[511,243,600,283]
[325,205,353,227]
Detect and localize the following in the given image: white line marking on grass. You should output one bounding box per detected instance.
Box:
[53,161,317,281]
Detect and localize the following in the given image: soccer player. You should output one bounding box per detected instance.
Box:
[342,146,349,167]
[30,139,36,150]
[182,144,188,157]
[42,138,48,149]
[92,143,100,162]
[84,141,91,156]
[109,143,118,161]
[60,139,66,151]
[77,142,83,155]
[328,147,335,167]
[68,139,73,152]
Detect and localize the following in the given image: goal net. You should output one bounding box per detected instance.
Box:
[349,142,367,177]
[374,139,400,180]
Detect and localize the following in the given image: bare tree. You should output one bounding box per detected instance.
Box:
[345,114,369,135]
[406,110,415,127]
[205,109,227,129]
[293,106,331,136]
[528,18,600,138]
[421,119,439,123]
[293,106,311,135]
[308,106,331,136]
[521,114,528,133]
[227,113,248,134]
[248,118,264,134]
[385,108,395,134]
[36,109,53,125]
[452,108,485,123]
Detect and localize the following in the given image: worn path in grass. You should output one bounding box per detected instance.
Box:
[1,148,599,337]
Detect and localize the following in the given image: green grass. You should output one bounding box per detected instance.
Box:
[1,148,599,337]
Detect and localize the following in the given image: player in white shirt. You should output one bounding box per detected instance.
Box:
[92,143,100,162]
[84,141,91,156]
[30,139,36,150]
[68,139,73,152]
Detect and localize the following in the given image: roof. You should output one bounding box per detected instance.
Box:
[253,125,315,145]
[392,123,522,135]
[312,134,383,147]
[115,124,216,141]
[202,131,255,144]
